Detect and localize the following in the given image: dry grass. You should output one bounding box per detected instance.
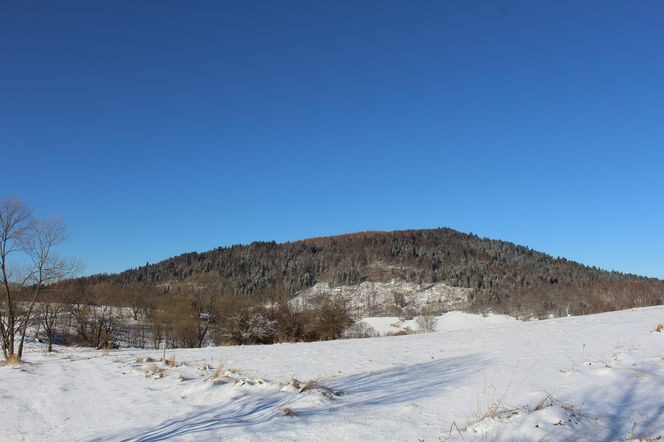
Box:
[655,324,663,333]
[302,379,319,391]
[4,354,22,365]
[476,399,510,421]
[145,363,165,378]
[207,363,242,384]
[165,354,177,368]
[282,407,297,417]
[531,394,582,424]
[533,394,554,411]
[295,378,343,398]
[209,364,225,381]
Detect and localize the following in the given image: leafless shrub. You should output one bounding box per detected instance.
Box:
[416,315,438,333]
[36,297,68,352]
[218,310,277,345]
[386,328,412,336]
[304,296,354,341]
[402,306,417,320]
[343,321,379,339]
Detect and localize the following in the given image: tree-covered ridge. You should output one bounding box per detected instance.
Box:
[93,228,656,298]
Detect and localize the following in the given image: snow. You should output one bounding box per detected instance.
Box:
[360,316,405,334]
[1,307,663,441]
[361,311,517,335]
[429,310,517,331]
[290,280,471,316]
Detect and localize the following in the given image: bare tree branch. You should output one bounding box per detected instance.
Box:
[0,198,79,360]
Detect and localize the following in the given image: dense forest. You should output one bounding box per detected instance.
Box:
[74,228,663,316]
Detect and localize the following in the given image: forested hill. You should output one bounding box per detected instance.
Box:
[81,228,662,314]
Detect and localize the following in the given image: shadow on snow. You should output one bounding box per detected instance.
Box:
[99,355,483,441]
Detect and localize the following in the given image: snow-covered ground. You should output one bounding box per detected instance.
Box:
[1,307,663,441]
[361,311,518,335]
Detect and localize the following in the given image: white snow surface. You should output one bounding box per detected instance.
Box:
[362,311,518,335]
[2,306,664,441]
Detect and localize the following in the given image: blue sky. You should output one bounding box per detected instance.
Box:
[2,1,663,278]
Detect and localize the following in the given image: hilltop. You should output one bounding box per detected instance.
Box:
[77,228,663,317]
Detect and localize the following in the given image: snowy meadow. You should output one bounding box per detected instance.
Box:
[1,307,663,441]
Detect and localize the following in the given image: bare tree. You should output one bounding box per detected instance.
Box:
[37,293,67,352]
[0,199,31,359]
[175,273,223,347]
[0,198,78,361]
[84,282,123,349]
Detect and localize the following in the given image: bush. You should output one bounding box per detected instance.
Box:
[343,321,379,339]
[386,329,412,336]
[305,296,354,341]
[219,312,276,345]
[416,314,438,333]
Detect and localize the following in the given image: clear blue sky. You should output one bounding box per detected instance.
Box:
[2,1,663,278]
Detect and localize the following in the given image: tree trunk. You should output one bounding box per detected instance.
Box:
[17,286,41,359]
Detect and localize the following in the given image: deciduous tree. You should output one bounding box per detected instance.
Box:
[0,198,78,360]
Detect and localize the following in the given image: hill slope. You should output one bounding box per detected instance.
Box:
[83,228,663,316]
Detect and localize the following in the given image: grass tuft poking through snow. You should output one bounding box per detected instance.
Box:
[145,363,165,379]
[164,353,177,368]
[3,354,22,366]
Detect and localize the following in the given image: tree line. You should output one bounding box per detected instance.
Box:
[39,274,358,351]
[3,197,663,360]
[78,228,663,318]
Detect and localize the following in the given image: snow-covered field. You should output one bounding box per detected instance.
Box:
[361,311,518,335]
[1,307,663,441]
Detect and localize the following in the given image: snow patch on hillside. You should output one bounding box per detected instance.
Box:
[290,280,471,316]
